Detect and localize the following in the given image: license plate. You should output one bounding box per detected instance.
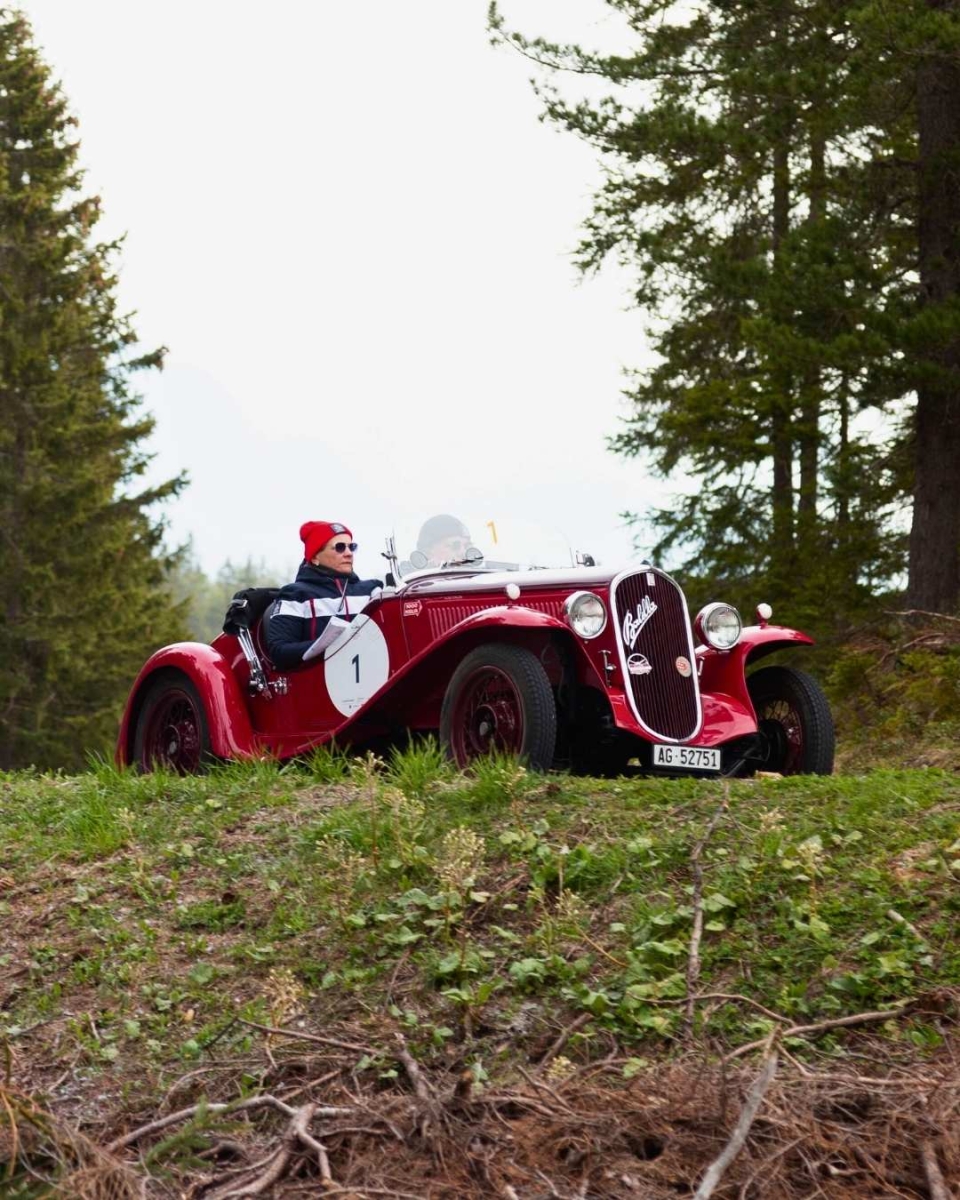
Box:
[652,744,721,772]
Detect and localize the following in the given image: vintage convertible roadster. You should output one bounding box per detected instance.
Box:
[117,520,834,777]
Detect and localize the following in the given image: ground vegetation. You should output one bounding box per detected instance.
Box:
[1,749,958,1195]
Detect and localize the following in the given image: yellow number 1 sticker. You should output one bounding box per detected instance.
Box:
[486,520,498,545]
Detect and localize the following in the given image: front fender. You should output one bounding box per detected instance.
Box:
[116,642,258,765]
[328,604,596,738]
[697,624,815,716]
[448,605,570,636]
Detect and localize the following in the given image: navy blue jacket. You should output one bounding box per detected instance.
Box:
[265,561,382,669]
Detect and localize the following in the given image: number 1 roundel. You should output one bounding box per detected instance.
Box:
[324,615,390,716]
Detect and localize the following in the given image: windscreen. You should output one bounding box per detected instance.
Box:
[386,512,576,575]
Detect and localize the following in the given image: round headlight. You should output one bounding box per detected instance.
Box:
[564,591,607,639]
[696,602,742,650]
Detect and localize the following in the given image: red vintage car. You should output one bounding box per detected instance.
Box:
[117,520,834,777]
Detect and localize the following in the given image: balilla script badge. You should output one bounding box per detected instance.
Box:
[622,595,658,649]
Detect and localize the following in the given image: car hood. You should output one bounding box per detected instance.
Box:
[398,564,634,596]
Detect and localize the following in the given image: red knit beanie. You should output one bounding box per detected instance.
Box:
[300,521,352,562]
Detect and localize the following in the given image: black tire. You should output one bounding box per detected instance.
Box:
[747,665,834,776]
[440,643,557,771]
[132,673,213,774]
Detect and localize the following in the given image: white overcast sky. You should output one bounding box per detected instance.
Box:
[21,0,667,578]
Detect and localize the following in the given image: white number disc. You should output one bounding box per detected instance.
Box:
[324,615,390,716]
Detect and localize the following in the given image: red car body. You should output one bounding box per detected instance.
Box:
[117,562,829,777]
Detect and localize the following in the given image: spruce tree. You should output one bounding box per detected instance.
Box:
[490,0,913,628]
[0,10,187,769]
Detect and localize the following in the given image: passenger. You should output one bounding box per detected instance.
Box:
[266,522,382,669]
[416,514,473,566]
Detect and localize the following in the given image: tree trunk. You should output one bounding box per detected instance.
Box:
[907,0,960,612]
[797,125,826,556]
[771,132,795,586]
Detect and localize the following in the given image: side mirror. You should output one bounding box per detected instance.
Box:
[464,546,484,563]
[409,550,429,569]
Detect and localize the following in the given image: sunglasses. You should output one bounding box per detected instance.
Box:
[331,541,358,553]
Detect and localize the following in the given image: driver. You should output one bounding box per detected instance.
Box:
[416,514,473,566]
[266,521,382,669]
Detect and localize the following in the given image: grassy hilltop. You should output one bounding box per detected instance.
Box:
[2,750,959,1197]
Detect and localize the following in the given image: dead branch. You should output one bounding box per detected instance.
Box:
[237,1018,374,1055]
[291,1102,330,1183]
[920,1139,952,1200]
[394,1035,430,1104]
[537,1012,592,1075]
[517,1066,577,1115]
[685,791,730,1036]
[202,1100,339,1199]
[214,1141,292,1198]
[319,1188,425,1199]
[887,608,960,625]
[649,991,789,1024]
[694,1039,780,1199]
[888,908,926,942]
[726,1003,913,1061]
[106,1094,354,1153]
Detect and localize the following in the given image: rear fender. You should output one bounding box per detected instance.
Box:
[116,642,258,765]
[696,625,815,715]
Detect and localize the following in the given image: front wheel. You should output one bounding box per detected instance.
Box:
[440,644,557,770]
[133,674,212,774]
[747,665,834,775]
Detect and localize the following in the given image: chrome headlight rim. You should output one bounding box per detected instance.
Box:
[695,601,742,650]
[563,590,607,639]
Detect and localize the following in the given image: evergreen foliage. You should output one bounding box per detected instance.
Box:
[490,0,960,624]
[0,11,187,770]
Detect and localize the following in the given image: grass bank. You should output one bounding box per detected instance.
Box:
[2,751,958,1196]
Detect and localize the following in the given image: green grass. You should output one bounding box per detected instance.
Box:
[2,750,959,1098]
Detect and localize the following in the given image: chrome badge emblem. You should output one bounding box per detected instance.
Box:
[626,653,652,677]
[675,656,692,677]
[622,595,658,649]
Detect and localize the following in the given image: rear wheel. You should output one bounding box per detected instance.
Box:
[440,644,557,770]
[133,674,212,774]
[747,666,834,775]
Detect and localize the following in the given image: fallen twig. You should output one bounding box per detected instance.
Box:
[725,1004,912,1061]
[887,908,926,942]
[394,1035,430,1104]
[920,1139,951,1200]
[106,1094,353,1153]
[537,1012,592,1075]
[237,1018,374,1055]
[694,1037,780,1199]
[649,991,789,1025]
[685,790,730,1036]
[292,1101,331,1185]
[203,1100,341,1198]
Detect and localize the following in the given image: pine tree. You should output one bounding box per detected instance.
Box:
[0,10,187,769]
[490,0,914,628]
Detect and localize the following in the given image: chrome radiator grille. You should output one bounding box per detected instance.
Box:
[610,568,701,742]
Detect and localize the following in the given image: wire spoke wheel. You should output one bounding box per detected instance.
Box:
[756,697,804,774]
[441,643,557,771]
[747,666,834,776]
[134,675,212,774]
[450,666,525,760]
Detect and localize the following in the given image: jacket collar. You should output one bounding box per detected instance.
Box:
[296,560,359,585]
